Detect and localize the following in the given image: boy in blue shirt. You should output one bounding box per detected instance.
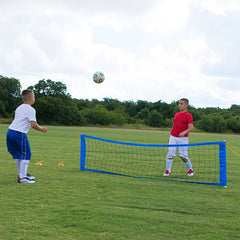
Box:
[6,89,47,183]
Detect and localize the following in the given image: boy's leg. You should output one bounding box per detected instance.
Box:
[15,159,21,176]
[181,157,193,170]
[164,135,177,176]
[166,158,173,171]
[178,137,191,168]
[178,137,194,175]
[164,158,173,176]
[20,160,30,179]
[180,157,194,176]
[19,160,35,183]
[178,137,194,176]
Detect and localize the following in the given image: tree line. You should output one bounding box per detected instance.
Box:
[1,75,240,133]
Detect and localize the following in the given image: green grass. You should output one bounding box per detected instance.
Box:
[0,124,240,240]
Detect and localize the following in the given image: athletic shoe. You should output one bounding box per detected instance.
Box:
[18,174,35,181]
[187,169,194,176]
[26,174,35,181]
[163,170,171,176]
[18,177,36,183]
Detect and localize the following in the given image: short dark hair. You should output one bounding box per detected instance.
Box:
[180,98,189,105]
[22,89,33,101]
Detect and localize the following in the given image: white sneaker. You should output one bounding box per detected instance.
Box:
[18,174,35,181]
[26,174,35,181]
[163,170,171,176]
[18,177,36,183]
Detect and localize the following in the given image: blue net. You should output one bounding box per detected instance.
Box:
[80,134,227,187]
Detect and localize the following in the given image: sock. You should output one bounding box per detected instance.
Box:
[15,159,21,176]
[20,160,29,179]
[185,159,193,171]
[166,159,173,172]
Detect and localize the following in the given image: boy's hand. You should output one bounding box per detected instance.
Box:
[31,121,48,133]
[179,132,185,137]
[179,124,193,137]
[42,127,48,133]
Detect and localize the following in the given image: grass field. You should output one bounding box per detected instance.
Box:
[0,124,240,240]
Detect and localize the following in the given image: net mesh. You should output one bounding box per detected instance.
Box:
[81,135,226,185]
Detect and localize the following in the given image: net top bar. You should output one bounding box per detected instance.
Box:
[81,134,225,147]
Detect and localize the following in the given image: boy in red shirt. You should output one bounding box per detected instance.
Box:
[164,98,194,176]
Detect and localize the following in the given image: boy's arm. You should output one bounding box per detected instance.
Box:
[179,123,193,137]
[30,121,48,132]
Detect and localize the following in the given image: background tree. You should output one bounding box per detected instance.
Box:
[148,110,164,127]
[30,79,74,125]
[227,116,240,133]
[136,107,149,124]
[196,115,215,132]
[0,75,21,116]
[0,100,6,117]
[230,104,240,116]
[30,79,69,98]
[0,74,239,133]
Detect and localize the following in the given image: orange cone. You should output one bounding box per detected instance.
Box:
[58,162,64,166]
[35,162,42,165]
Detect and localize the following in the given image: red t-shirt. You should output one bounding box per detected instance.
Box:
[170,111,193,137]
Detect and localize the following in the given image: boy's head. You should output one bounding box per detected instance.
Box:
[178,98,189,112]
[22,89,35,104]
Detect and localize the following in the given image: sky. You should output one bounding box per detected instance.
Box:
[0,0,240,108]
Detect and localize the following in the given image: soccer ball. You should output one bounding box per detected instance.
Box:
[93,71,105,84]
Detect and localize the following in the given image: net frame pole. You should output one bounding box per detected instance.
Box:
[80,134,86,170]
[219,140,227,187]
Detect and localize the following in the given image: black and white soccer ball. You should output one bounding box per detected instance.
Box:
[93,71,105,84]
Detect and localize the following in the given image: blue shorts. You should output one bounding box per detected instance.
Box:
[6,129,31,160]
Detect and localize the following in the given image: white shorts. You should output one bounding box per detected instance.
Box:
[166,135,189,159]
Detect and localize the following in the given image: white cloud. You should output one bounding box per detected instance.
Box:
[0,0,240,108]
[180,37,207,57]
[199,0,240,16]
[141,0,190,35]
